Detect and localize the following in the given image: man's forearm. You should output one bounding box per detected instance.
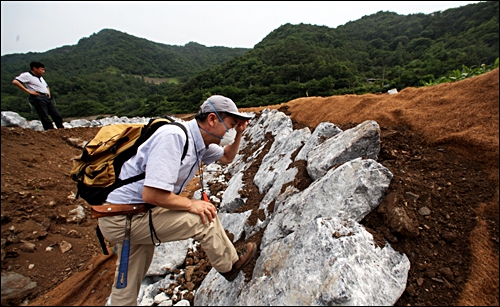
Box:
[12,80,32,94]
[142,186,192,211]
[220,133,242,164]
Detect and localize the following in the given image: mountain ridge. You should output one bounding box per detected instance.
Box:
[1,1,497,119]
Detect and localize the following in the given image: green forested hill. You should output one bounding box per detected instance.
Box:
[180,1,498,107]
[1,1,498,120]
[1,28,250,80]
[1,29,250,118]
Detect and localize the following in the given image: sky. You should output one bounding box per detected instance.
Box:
[1,1,481,56]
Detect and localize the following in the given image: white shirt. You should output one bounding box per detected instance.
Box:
[106,119,224,204]
[15,71,49,94]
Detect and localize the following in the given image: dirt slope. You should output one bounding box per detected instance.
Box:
[1,68,498,306]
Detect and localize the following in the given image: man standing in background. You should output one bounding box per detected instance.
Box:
[12,61,64,130]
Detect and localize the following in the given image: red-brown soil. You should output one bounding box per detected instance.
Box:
[1,68,498,306]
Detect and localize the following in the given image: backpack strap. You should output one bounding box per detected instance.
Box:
[111,121,189,191]
[168,122,189,161]
[95,225,109,255]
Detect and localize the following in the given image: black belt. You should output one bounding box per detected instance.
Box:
[36,92,50,97]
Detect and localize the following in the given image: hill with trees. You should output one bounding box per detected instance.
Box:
[1,1,498,120]
[1,29,250,118]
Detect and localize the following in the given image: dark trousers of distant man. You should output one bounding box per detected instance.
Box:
[28,94,64,130]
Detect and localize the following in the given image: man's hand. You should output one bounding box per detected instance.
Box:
[235,120,249,134]
[143,186,217,225]
[188,199,217,225]
[218,119,250,164]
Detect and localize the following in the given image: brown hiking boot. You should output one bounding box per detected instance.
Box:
[220,242,257,281]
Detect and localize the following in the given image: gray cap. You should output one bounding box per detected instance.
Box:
[200,95,254,120]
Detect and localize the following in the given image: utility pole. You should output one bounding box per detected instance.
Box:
[382,66,385,87]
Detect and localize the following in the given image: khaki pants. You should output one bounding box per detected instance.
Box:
[98,206,238,306]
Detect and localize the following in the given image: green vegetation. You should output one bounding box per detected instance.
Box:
[422,58,499,86]
[1,1,498,120]
[1,29,250,120]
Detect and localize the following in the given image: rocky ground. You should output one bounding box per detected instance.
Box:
[1,68,498,306]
